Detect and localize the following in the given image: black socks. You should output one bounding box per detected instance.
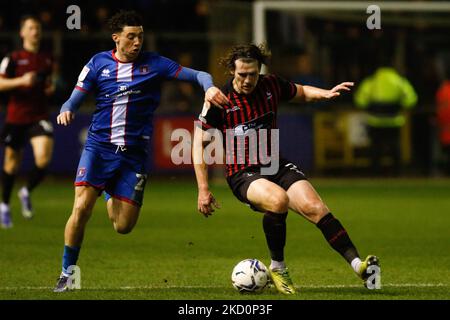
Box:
[317,212,359,263]
[26,165,47,192]
[263,212,288,262]
[1,170,15,204]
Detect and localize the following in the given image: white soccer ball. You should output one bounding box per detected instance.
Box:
[231,259,269,292]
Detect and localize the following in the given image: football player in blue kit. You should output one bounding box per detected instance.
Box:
[53,10,229,292]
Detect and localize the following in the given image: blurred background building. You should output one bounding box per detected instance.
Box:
[1,0,450,177]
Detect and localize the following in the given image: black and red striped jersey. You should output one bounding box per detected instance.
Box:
[198,74,297,176]
[0,49,53,124]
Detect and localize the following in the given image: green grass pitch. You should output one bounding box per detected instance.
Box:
[0,177,449,300]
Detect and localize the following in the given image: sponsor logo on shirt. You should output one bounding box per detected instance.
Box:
[101,68,111,77]
[233,112,274,136]
[105,84,142,99]
[226,106,240,113]
[17,59,29,66]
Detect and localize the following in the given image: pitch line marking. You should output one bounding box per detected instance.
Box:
[0,283,448,290]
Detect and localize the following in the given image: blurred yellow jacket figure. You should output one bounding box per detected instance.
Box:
[354,67,418,127]
[354,67,417,175]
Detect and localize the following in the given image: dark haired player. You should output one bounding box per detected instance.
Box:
[0,16,55,228]
[194,44,379,294]
[53,10,228,292]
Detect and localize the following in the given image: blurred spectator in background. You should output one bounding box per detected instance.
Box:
[288,49,326,108]
[291,50,324,88]
[436,72,450,175]
[92,5,111,32]
[38,9,53,30]
[160,52,203,113]
[354,62,417,175]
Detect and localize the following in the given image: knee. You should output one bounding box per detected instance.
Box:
[72,201,94,225]
[74,200,94,214]
[35,155,51,168]
[302,200,328,223]
[3,161,19,174]
[114,222,134,235]
[268,191,289,213]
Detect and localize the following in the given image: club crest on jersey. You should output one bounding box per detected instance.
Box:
[101,68,111,77]
[77,167,86,177]
[139,65,149,74]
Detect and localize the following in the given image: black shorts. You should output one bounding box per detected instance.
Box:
[226,158,308,211]
[1,120,54,150]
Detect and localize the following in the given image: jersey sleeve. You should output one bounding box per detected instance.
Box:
[75,57,96,93]
[197,103,223,131]
[274,74,297,101]
[0,54,15,78]
[157,55,182,79]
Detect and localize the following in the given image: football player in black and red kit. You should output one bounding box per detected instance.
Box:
[193,44,379,294]
[0,16,55,228]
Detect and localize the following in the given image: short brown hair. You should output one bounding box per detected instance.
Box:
[219,43,271,71]
[20,15,40,29]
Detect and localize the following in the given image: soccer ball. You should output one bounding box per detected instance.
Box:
[231,259,269,292]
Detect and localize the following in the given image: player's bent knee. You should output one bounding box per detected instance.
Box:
[268,192,289,213]
[3,160,20,174]
[114,222,135,234]
[3,165,19,174]
[35,158,51,168]
[73,201,95,219]
[302,200,328,222]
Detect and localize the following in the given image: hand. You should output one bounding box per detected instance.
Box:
[197,189,220,217]
[205,86,229,108]
[324,82,354,99]
[21,72,37,87]
[57,111,75,126]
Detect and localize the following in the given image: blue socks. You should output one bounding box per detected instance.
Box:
[62,245,80,275]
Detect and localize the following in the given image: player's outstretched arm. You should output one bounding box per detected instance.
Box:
[193,124,220,217]
[176,67,229,108]
[57,88,87,126]
[293,82,354,103]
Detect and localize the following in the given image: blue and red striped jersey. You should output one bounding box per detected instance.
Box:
[75,49,181,146]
